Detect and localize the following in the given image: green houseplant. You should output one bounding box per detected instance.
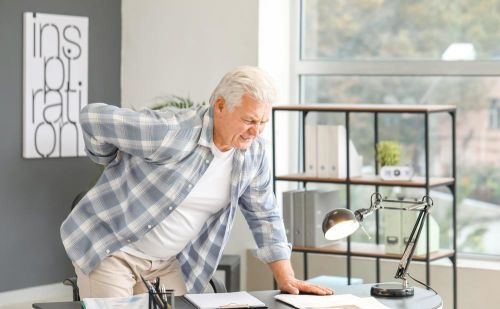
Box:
[376,141,401,167]
[150,95,206,110]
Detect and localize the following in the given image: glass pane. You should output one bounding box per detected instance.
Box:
[302,0,500,60]
[301,75,500,255]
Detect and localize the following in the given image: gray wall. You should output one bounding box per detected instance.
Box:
[0,0,121,292]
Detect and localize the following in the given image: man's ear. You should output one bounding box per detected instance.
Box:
[215,97,225,114]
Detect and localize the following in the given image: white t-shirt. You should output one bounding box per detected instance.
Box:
[122,141,234,260]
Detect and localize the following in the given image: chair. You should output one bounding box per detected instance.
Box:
[63,191,227,301]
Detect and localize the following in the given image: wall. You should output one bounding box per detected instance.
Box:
[0,0,121,292]
[121,0,259,109]
[121,0,260,290]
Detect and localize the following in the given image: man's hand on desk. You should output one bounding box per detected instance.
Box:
[269,259,333,295]
[276,276,334,296]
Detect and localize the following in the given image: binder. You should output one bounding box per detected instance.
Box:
[317,125,346,178]
[348,139,363,177]
[383,207,402,255]
[317,125,337,177]
[305,124,317,176]
[383,207,440,255]
[305,190,340,247]
[317,125,362,178]
[282,190,297,244]
[402,212,440,256]
[292,190,306,246]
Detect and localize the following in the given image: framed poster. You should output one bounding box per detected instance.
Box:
[23,12,88,158]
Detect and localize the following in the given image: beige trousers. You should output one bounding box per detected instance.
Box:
[74,250,188,298]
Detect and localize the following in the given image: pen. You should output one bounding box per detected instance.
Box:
[154,277,160,291]
[160,284,167,303]
[140,275,167,309]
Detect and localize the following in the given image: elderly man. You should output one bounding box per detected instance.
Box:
[61,66,332,297]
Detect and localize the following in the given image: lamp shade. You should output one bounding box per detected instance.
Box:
[322,209,360,241]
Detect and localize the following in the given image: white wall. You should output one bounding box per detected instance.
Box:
[122,0,258,109]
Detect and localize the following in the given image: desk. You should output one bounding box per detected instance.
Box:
[33,284,442,309]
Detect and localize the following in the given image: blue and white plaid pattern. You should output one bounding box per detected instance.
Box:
[60,103,291,293]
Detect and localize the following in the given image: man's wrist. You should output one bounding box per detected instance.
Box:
[269,259,295,284]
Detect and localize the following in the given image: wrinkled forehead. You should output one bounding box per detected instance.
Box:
[237,98,271,119]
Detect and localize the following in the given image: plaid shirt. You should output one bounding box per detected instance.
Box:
[60,103,291,293]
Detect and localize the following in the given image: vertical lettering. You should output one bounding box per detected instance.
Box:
[25,13,87,158]
[40,23,60,58]
[63,25,82,59]
[32,18,36,57]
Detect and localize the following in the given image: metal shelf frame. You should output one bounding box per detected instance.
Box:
[271,104,457,309]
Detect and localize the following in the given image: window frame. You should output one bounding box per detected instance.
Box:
[489,99,500,129]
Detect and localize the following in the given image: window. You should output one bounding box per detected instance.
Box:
[293,0,500,256]
[301,0,500,61]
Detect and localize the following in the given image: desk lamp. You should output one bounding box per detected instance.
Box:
[322,192,433,297]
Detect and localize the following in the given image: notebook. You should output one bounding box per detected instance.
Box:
[184,291,267,309]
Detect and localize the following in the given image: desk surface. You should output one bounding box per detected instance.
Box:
[33,284,442,309]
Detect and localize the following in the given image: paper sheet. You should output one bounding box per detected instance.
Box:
[83,293,149,309]
[274,293,390,309]
[355,297,392,309]
[185,291,266,309]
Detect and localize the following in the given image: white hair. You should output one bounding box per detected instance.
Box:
[209,66,277,110]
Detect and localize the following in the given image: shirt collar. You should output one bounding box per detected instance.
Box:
[198,105,214,148]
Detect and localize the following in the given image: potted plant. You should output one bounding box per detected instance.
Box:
[376,141,413,180]
[150,95,206,110]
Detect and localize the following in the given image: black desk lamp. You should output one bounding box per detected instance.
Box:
[322,192,433,297]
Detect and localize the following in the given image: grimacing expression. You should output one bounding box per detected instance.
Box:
[214,94,270,151]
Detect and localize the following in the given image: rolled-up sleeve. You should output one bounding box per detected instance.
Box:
[79,103,172,165]
[238,147,291,263]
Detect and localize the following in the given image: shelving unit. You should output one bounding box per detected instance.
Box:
[271,104,457,309]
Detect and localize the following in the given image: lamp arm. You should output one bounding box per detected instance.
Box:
[394,200,432,284]
[354,208,371,222]
[355,192,383,222]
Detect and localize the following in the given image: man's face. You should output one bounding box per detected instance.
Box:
[213,94,271,151]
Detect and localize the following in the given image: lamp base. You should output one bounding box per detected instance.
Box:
[370,282,414,297]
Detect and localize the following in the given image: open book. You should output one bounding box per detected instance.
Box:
[184,291,267,309]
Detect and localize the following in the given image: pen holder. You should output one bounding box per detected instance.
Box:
[148,289,175,309]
